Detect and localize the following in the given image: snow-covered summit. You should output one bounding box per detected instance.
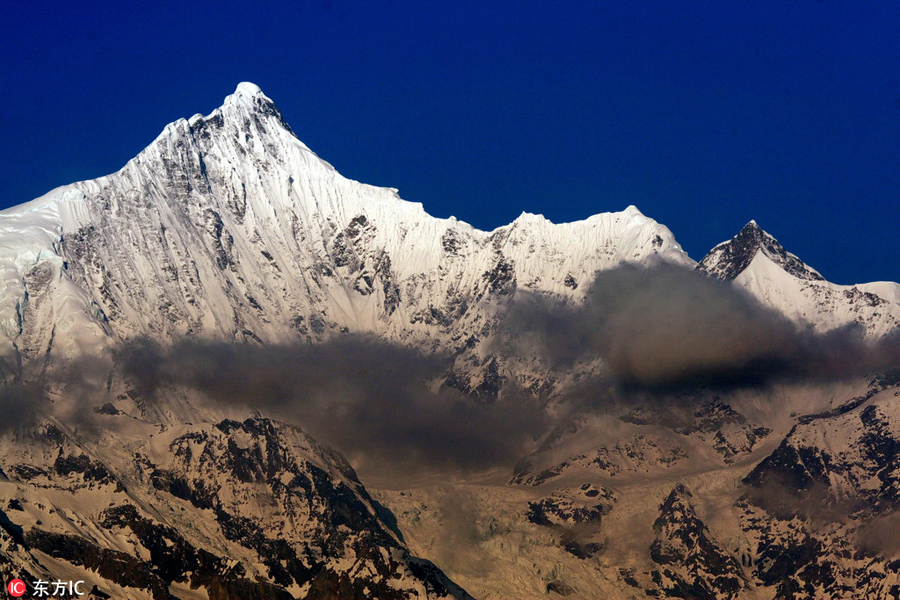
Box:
[233,81,264,97]
[0,84,691,381]
[219,81,289,124]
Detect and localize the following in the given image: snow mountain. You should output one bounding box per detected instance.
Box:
[0,82,692,599]
[0,83,898,599]
[0,82,687,395]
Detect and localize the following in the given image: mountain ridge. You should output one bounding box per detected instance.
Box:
[3,83,897,377]
[0,83,692,392]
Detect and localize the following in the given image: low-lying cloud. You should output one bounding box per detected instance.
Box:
[117,336,550,482]
[3,262,899,487]
[505,263,900,392]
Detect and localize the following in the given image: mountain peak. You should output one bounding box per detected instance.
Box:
[234,81,264,97]
[222,81,277,113]
[733,220,766,243]
[699,221,823,282]
[181,81,297,142]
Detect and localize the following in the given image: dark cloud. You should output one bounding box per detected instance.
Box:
[0,353,114,433]
[742,479,868,525]
[504,263,900,393]
[103,264,900,485]
[0,381,50,432]
[116,335,550,482]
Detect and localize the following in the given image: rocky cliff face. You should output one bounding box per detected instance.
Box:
[648,483,746,600]
[735,377,900,599]
[0,414,471,599]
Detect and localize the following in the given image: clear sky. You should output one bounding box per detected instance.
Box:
[2,1,898,284]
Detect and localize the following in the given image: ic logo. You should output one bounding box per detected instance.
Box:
[6,579,26,597]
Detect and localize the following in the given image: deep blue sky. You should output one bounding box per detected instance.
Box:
[2,1,898,284]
